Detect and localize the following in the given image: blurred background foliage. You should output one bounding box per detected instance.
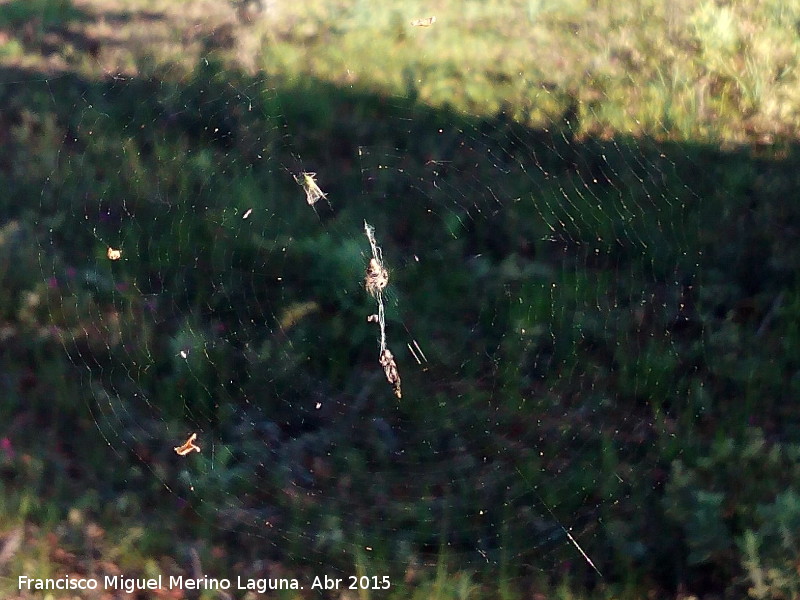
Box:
[1,0,800,598]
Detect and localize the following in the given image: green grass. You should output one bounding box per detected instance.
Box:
[228,0,800,142]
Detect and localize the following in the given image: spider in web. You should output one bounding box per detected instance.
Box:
[365,257,389,297]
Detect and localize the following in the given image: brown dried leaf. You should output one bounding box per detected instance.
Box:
[174,433,201,456]
[379,348,402,399]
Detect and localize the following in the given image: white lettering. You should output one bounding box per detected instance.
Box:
[18,576,98,591]
[312,576,342,589]
[105,575,161,593]
[237,577,299,592]
[170,576,230,590]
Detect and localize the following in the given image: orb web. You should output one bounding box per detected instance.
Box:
[4,0,780,593]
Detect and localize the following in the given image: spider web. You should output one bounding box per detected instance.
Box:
[32,71,693,579]
[4,0,790,594]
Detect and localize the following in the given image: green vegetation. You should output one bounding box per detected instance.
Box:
[1,0,799,598]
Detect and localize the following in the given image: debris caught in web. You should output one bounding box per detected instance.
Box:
[107,247,122,261]
[364,221,402,399]
[174,433,201,456]
[410,16,436,27]
[379,348,402,399]
[294,172,327,206]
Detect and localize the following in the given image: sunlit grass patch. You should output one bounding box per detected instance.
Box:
[229,0,800,141]
[3,0,797,142]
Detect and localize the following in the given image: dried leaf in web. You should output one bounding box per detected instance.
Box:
[174,433,201,456]
[380,348,402,399]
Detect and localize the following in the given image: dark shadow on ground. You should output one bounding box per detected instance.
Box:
[0,59,798,598]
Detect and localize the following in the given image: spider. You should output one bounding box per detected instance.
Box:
[365,258,389,297]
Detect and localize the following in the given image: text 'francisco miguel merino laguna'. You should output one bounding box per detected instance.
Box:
[18,575,301,594]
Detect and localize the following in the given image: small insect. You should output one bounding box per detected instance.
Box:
[243,208,253,219]
[365,258,389,297]
[367,314,379,323]
[107,247,122,261]
[174,433,201,456]
[294,172,327,206]
[379,348,402,399]
[410,16,436,27]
